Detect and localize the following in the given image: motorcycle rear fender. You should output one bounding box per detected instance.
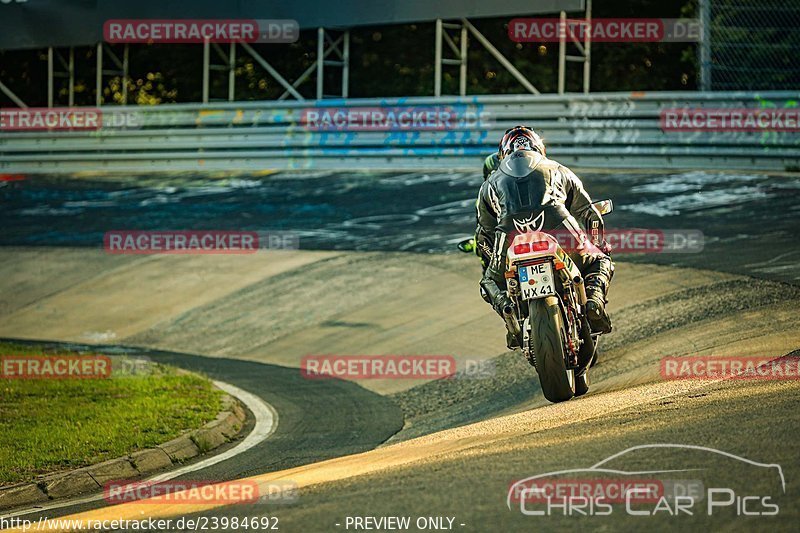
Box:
[507,231,581,281]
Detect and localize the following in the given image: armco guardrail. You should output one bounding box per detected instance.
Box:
[1,91,798,173]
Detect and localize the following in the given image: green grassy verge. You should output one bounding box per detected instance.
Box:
[0,342,223,485]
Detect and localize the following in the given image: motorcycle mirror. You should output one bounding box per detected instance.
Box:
[593,199,613,215]
[457,238,475,253]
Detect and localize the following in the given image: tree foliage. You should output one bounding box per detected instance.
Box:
[0,0,698,106]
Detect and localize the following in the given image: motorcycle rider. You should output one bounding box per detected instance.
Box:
[471,153,500,272]
[482,152,500,180]
[475,126,614,349]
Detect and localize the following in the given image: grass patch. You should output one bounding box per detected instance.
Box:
[0,342,223,485]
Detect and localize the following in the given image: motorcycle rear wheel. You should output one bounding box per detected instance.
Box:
[528,296,575,403]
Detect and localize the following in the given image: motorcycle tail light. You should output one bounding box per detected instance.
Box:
[513,243,531,254]
[554,261,566,270]
[532,241,549,251]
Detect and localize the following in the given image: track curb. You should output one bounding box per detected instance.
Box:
[0,391,247,512]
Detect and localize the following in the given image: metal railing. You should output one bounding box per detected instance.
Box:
[1,91,798,173]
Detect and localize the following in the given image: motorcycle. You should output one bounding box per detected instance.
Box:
[459,199,613,403]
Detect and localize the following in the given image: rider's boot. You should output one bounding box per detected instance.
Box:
[585,275,612,334]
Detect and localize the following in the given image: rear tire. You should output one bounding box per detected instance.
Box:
[528,297,575,403]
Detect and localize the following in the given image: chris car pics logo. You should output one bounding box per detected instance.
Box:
[508,444,784,517]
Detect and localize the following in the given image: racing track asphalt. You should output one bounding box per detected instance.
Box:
[1,169,798,531]
[1,342,404,521]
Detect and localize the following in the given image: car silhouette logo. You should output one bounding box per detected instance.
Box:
[507,444,786,510]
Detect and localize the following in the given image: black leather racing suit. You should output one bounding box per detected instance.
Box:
[475,150,614,313]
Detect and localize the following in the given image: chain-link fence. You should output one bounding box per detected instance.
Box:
[703,0,800,90]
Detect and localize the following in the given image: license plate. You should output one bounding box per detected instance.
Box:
[518,262,556,300]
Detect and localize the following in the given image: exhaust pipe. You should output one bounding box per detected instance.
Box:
[503,305,521,337]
